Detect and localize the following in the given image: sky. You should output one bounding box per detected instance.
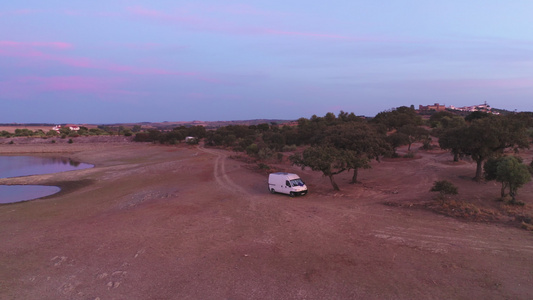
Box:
[1,1,533,123]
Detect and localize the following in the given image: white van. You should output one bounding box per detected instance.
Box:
[268,172,308,196]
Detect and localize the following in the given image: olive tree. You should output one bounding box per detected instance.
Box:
[372,106,422,131]
[290,145,352,191]
[326,122,390,183]
[459,116,529,181]
[484,156,531,202]
[398,124,430,151]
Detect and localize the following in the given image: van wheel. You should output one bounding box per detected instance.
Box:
[290,192,295,197]
[270,188,275,194]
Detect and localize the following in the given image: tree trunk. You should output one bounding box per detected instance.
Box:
[509,183,517,203]
[351,168,359,184]
[328,174,340,191]
[453,152,459,162]
[500,183,507,198]
[474,159,483,181]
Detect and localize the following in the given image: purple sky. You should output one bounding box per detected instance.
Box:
[1,1,532,123]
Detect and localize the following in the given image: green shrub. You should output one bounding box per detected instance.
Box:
[258,147,274,160]
[282,144,297,152]
[245,143,259,156]
[430,180,458,196]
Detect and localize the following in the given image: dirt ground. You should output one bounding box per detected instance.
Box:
[1,138,532,299]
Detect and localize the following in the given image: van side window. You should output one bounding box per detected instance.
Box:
[286,180,290,187]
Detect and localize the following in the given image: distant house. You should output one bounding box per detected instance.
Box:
[449,102,499,114]
[419,103,446,111]
[52,125,80,134]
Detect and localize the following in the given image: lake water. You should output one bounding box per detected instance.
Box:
[0,156,93,203]
[0,185,61,203]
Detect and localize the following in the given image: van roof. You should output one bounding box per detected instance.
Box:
[270,172,300,177]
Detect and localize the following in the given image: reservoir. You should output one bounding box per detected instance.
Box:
[0,156,93,203]
[0,185,61,204]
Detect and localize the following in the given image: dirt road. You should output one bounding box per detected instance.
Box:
[1,141,532,299]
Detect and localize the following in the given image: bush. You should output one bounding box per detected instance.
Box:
[258,147,274,160]
[133,132,150,142]
[68,139,73,144]
[281,144,297,152]
[430,180,458,196]
[245,143,259,156]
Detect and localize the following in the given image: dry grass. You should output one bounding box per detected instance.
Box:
[426,199,500,222]
[413,197,533,232]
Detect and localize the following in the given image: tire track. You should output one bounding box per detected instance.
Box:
[371,225,533,255]
[197,146,248,195]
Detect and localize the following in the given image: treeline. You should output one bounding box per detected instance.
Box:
[432,111,533,180]
[0,126,135,138]
[133,126,207,144]
[200,108,427,190]
[0,127,109,138]
[198,107,533,198]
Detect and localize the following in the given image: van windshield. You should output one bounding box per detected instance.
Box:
[290,179,305,187]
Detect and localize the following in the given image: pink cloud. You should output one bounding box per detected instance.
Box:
[0,75,139,100]
[126,5,205,27]
[115,42,163,50]
[0,40,73,49]
[125,5,382,42]
[0,9,40,16]
[263,29,356,41]
[96,11,122,17]
[198,4,283,16]
[0,40,220,82]
[29,76,121,92]
[127,5,164,18]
